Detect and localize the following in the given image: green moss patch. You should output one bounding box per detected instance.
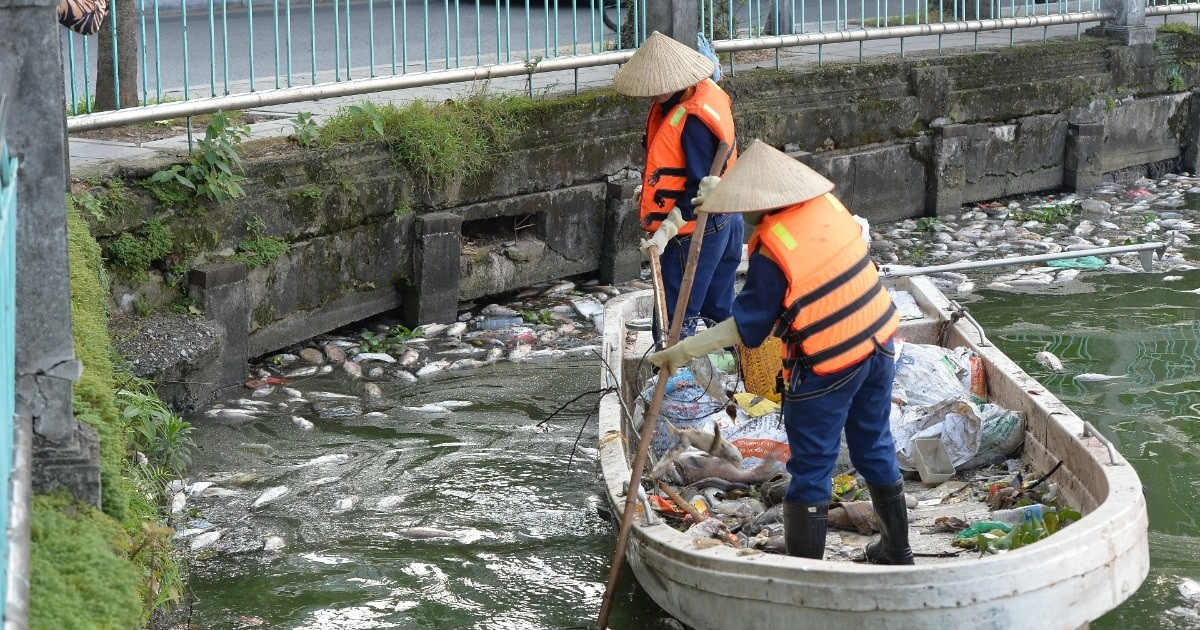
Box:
[30,493,140,630]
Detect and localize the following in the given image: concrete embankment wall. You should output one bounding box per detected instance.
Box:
[75,30,1200,409]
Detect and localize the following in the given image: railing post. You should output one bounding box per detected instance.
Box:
[1090,0,1157,59]
[3,0,93,623]
[648,0,701,48]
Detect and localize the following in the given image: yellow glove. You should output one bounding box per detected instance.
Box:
[648,319,743,373]
[639,208,686,257]
[691,175,721,207]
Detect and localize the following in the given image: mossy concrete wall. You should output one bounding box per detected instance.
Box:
[74,30,1200,409]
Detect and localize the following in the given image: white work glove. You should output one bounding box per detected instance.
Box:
[639,208,686,257]
[648,318,743,373]
[691,175,721,207]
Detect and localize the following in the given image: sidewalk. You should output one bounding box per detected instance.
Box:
[65,17,1177,174]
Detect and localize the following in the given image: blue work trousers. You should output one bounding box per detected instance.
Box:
[782,338,901,504]
[657,214,744,338]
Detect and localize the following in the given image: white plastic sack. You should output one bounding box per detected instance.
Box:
[893,343,977,407]
[892,399,983,471]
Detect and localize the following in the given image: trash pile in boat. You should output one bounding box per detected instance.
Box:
[634,339,1081,559]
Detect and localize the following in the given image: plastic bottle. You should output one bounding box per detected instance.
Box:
[476,315,525,330]
[989,504,1056,525]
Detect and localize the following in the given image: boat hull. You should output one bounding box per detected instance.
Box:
[597,277,1148,630]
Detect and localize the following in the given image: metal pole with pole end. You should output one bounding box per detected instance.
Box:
[597,141,733,629]
[878,236,1174,277]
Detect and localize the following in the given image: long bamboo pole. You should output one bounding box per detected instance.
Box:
[597,140,732,629]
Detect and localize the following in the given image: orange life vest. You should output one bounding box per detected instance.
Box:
[640,79,737,235]
[748,193,899,379]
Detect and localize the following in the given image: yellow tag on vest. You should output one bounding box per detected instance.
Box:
[669,107,686,127]
[771,223,798,250]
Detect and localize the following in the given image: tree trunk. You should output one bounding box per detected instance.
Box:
[94,0,139,111]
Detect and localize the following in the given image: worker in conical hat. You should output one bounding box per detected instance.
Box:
[647,140,912,566]
[613,31,743,338]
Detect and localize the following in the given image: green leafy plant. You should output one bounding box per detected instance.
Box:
[1168,73,1186,93]
[519,308,556,325]
[393,204,413,218]
[149,112,250,204]
[289,111,321,147]
[67,190,106,222]
[244,213,267,236]
[118,383,195,476]
[1011,202,1075,223]
[915,217,942,233]
[359,325,418,353]
[1105,94,1117,112]
[1159,22,1197,36]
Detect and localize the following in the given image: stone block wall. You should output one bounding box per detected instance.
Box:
[74,31,1200,409]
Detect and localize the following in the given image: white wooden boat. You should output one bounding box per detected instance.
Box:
[596,275,1149,629]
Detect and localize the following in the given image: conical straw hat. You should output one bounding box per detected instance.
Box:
[700,140,836,214]
[612,31,717,97]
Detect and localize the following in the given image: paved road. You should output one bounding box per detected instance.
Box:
[61,0,920,104]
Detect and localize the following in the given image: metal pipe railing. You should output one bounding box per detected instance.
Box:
[66,7,1126,132]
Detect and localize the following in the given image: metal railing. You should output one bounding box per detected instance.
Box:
[0,95,16,624]
[62,0,1200,131]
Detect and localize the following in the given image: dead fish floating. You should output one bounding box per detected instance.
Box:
[1035,351,1065,372]
[385,527,459,540]
[354,352,397,364]
[251,486,290,509]
[301,453,352,467]
[1073,373,1131,382]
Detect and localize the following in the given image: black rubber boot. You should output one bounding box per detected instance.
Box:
[783,501,828,559]
[865,480,914,565]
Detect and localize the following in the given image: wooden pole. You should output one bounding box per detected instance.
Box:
[647,252,670,351]
[597,140,732,628]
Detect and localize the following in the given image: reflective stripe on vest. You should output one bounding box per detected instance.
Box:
[750,193,899,378]
[640,79,738,235]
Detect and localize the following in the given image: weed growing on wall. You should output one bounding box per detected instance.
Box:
[289,111,321,147]
[150,112,251,204]
[320,91,528,190]
[233,212,289,268]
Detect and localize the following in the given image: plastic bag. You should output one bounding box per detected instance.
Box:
[892,399,983,471]
[893,343,975,407]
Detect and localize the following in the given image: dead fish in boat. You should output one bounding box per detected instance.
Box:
[650,424,742,480]
[251,486,290,509]
[667,453,780,487]
[301,453,352,467]
[670,424,741,464]
[1035,351,1065,372]
[387,527,458,540]
[1074,373,1130,382]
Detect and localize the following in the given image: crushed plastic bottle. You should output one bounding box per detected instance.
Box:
[989,504,1056,526]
